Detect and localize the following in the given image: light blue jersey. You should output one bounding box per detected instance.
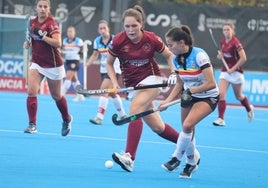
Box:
[173,47,219,98]
[93,35,121,74]
[62,37,83,60]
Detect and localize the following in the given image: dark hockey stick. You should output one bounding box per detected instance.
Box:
[112,99,181,125]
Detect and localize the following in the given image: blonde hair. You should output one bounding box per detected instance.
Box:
[223,21,235,35]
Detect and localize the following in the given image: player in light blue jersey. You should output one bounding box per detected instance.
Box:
[160,25,219,178]
[61,26,85,102]
[85,20,126,125]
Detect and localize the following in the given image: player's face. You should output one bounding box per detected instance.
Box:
[222,25,233,39]
[36,0,50,19]
[98,23,110,37]
[67,28,75,39]
[123,16,142,43]
[165,37,183,55]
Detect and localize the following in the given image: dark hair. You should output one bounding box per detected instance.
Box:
[165,25,194,46]
[122,5,146,28]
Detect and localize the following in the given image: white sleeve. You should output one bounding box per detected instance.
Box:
[196,51,210,67]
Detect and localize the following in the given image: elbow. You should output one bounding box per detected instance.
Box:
[55,42,62,49]
[208,81,217,91]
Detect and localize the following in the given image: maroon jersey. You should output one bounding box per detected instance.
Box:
[109,30,164,87]
[31,16,63,68]
[220,36,244,73]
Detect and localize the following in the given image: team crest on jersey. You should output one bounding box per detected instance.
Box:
[142,43,151,52]
[122,45,130,52]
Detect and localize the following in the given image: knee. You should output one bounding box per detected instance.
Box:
[182,123,194,133]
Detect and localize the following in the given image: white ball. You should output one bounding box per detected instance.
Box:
[105,160,114,169]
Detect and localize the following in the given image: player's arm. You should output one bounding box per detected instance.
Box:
[85,50,99,67]
[42,32,62,48]
[230,48,247,72]
[161,46,175,73]
[106,53,119,88]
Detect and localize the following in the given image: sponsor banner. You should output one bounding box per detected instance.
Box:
[0,56,24,77]
[214,70,268,107]
[2,1,267,72]
[0,76,27,92]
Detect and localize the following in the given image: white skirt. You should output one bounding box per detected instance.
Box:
[219,71,245,84]
[127,75,164,101]
[30,63,66,80]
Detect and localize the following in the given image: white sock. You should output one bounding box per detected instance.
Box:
[96,96,108,120]
[72,81,80,89]
[185,138,200,165]
[172,131,193,160]
[62,80,71,95]
[112,95,126,117]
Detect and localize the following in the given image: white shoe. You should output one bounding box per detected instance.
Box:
[248,105,254,122]
[112,152,134,172]
[73,94,85,102]
[213,118,225,126]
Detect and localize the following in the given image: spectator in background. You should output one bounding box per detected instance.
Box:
[61,26,85,102]
[23,0,72,136]
[85,20,127,125]
[213,21,254,126]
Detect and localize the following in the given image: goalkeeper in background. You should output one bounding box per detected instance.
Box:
[23,0,72,136]
[159,25,219,179]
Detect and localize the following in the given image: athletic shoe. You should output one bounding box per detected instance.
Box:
[161,157,181,172]
[24,123,37,134]
[73,94,85,102]
[248,105,254,122]
[213,118,225,126]
[180,150,201,179]
[112,152,134,172]
[61,115,72,136]
[179,159,200,179]
[89,117,102,125]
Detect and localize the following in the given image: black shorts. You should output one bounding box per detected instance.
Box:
[65,60,80,71]
[181,95,219,111]
[100,73,120,81]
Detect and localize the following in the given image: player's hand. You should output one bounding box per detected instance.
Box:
[33,28,47,40]
[167,72,177,85]
[158,101,169,111]
[217,50,223,60]
[181,88,192,106]
[23,41,31,49]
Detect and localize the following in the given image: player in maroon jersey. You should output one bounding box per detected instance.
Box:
[106,5,179,172]
[23,0,72,136]
[213,21,254,126]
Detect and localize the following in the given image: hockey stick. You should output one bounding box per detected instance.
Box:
[24,15,31,88]
[83,40,92,90]
[208,28,230,71]
[75,82,168,96]
[112,99,181,125]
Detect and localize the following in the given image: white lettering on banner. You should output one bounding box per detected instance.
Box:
[0,59,24,76]
[146,14,181,27]
[0,78,23,89]
[248,19,268,32]
[198,14,237,31]
[252,79,268,94]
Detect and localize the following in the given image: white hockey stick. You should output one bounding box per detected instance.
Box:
[83,40,92,90]
[208,28,230,71]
